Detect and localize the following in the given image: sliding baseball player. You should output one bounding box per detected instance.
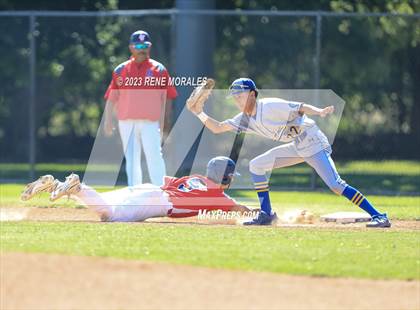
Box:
[21,157,253,222]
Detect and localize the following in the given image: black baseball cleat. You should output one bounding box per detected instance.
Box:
[243,211,278,226]
[366,213,391,228]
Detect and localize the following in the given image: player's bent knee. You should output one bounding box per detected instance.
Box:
[329,182,346,195]
[330,187,342,195]
[249,158,266,175]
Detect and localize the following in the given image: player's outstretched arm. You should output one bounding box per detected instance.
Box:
[299,104,334,117]
[196,113,233,134]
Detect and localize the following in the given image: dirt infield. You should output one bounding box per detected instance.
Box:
[1,207,419,230]
[1,207,419,309]
[1,252,419,310]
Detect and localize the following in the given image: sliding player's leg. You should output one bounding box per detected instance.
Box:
[50,174,171,222]
[21,175,58,201]
[99,184,171,222]
[72,184,114,221]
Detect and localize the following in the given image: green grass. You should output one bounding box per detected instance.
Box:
[2,160,419,193]
[0,184,112,209]
[1,160,418,175]
[335,161,420,175]
[268,160,420,193]
[1,182,419,281]
[230,190,420,220]
[2,184,419,220]
[1,222,419,280]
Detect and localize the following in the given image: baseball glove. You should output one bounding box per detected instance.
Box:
[186,78,215,114]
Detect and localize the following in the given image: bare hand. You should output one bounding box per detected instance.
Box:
[320,105,334,117]
[104,120,114,137]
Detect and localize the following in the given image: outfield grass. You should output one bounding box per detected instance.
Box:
[1,222,418,280]
[1,160,418,175]
[2,160,419,193]
[231,190,420,220]
[1,184,419,220]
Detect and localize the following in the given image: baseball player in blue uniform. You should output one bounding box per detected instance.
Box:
[193,78,391,228]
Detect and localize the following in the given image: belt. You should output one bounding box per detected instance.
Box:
[295,125,318,144]
[295,131,307,144]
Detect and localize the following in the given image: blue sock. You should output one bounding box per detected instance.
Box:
[342,185,380,217]
[251,173,272,215]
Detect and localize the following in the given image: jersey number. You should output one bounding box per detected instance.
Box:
[286,126,301,139]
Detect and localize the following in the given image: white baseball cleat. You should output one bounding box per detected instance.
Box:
[50,173,81,201]
[21,175,58,201]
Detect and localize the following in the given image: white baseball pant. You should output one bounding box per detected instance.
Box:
[118,119,166,186]
[74,184,171,222]
[249,127,347,194]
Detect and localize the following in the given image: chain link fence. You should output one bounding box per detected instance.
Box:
[0,9,419,193]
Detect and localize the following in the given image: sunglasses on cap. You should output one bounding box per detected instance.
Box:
[131,43,150,50]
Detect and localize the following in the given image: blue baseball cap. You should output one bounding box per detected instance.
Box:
[206,156,240,185]
[229,78,257,96]
[129,30,152,47]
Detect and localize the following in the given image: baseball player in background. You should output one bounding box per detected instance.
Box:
[21,157,252,222]
[192,78,391,228]
[103,30,178,186]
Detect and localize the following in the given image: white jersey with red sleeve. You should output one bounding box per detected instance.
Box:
[161,175,239,218]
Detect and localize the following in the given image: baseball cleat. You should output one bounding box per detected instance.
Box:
[50,173,81,201]
[21,175,58,201]
[243,211,278,226]
[366,213,391,228]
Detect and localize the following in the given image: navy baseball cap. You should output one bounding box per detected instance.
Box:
[206,156,240,185]
[129,30,152,47]
[229,78,257,96]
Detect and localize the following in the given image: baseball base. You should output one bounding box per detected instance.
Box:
[320,211,371,224]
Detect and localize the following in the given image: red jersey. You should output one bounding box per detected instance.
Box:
[104,57,178,121]
[161,175,238,217]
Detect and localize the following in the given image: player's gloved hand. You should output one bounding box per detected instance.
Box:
[186,78,215,115]
[320,105,334,117]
